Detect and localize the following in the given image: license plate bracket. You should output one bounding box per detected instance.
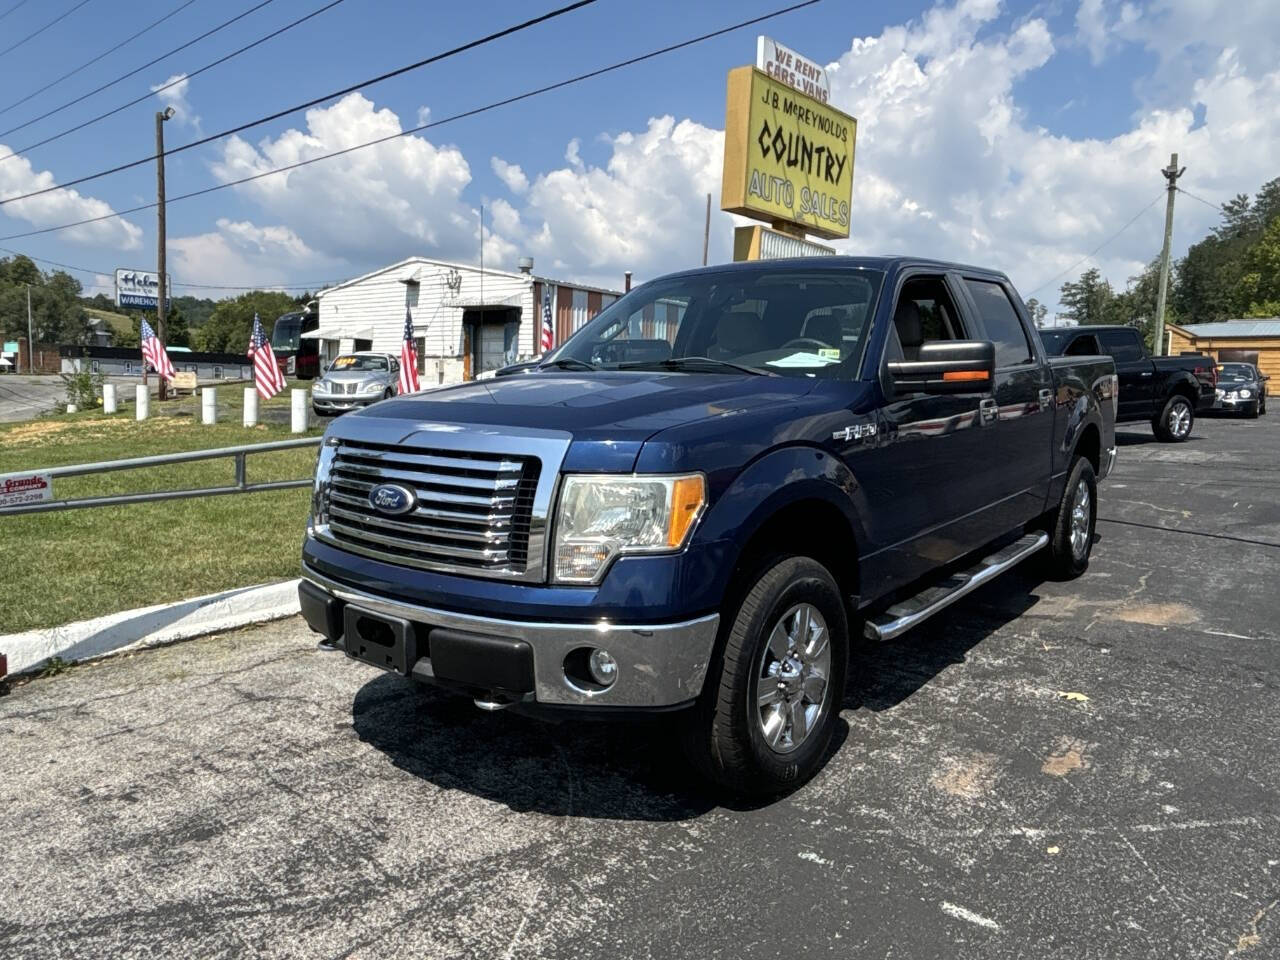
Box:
[343,606,419,676]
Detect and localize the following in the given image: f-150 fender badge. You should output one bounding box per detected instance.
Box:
[832,422,878,443]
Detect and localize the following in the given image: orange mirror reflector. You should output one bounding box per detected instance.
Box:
[941,370,990,382]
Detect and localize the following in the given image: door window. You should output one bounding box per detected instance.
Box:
[964,279,1033,367]
[885,275,966,361]
[1098,328,1144,362]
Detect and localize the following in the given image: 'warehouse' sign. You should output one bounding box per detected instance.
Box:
[721,66,856,240]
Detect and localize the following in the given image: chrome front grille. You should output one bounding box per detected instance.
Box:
[321,439,541,578]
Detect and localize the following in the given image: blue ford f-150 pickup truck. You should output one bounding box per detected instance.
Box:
[299,256,1117,795]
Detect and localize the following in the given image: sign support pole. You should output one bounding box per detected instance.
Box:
[155,109,172,401]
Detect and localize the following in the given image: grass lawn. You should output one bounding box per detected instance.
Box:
[0,382,326,633]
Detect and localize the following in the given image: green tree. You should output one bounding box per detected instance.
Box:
[1059,268,1118,325]
[1024,297,1048,326]
[194,290,299,352]
[1235,216,1280,317]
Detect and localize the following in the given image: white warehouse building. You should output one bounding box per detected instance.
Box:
[311,256,622,385]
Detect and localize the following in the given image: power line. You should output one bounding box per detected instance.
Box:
[1023,193,1164,297]
[0,1,821,243]
[0,245,347,290]
[0,0,278,148]
[1176,186,1223,213]
[0,0,822,244]
[0,0,32,23]
[0,0,598,200]
[0,0,94,60]
[0,0,201,118]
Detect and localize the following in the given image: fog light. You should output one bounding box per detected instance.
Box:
[588,648,618,687]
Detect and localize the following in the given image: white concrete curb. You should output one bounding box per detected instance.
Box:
[2,579,302,676]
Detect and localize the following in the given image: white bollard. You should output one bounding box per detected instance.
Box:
[291,388,307,434]
[202,387,217,425]
[103,383,117,413]
[243,387,259,427]
[135,384,149,421]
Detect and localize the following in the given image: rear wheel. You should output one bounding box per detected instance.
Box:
[1045,457,1096,580]
[684,556,849,797]
[1153,394,1194,442]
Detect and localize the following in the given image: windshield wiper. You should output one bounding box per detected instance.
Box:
[617,356,776,376]
[538,356,598,371]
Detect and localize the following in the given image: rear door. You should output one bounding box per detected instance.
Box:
[1097,327,1152,418]
[959,276,1054,527]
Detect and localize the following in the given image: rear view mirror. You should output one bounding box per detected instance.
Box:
[886,340,995,395]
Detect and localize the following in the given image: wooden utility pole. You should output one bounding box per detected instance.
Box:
[155,107,173,399]
[702,193,711,266]
[26,283,33,374]
[1152,152,1185,356]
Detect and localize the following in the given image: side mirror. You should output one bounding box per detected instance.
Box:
[886,340,996,395]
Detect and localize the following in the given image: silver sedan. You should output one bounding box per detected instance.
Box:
[311,352,401,416]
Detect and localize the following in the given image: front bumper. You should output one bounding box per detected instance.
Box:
[312,393,382,413]
[299,565,720,708]
[1213,395,1258,411]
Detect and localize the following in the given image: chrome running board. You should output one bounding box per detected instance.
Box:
[864,531,1049,641]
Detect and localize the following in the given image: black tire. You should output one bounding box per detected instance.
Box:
[383,388,394,400]
[684,556,849,797]
[1045,457,1097,579]
[1261,395,1268,416]
[1246,400,1260,419]
[1153,394,1194,442]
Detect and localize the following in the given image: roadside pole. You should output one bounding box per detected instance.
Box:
[1152,152,1185,357]
[702,193,711,266]
[155,108,174,401]
[25,284,32,374]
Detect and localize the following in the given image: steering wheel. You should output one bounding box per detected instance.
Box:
[780,337,834,351]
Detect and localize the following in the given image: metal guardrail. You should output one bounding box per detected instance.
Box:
[0,436,322,516]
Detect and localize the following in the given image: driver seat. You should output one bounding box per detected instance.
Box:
[894,300,925,361]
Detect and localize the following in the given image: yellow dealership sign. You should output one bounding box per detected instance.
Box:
[721,66,856,240]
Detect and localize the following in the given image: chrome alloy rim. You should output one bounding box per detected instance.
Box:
[1070,479,1091,560]
[754,603,831,754]
[1169,401,1191,438]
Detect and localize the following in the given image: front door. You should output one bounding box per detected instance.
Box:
[850,273,996,597]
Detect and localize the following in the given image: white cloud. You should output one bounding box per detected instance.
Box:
[0,145,142,250]
[564,138,583,169]
[490,156,528,194]
[169,217,343,292]
[151,73,200,131]
[212,93,506,267]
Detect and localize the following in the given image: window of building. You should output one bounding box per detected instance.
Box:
[213,365,223,379]
[90,360,100,374]
[964,279,1033,367]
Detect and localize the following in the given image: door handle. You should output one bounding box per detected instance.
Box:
[1139,371,1153,377]
[1038,388,1053,410]
[979,398,998,424]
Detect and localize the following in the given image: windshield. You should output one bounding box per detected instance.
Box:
[328,355,387,372]
[1218,363,1254,380]
[272,313,304,351]
[548,267,884,378]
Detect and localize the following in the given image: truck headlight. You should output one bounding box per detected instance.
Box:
[553,474,706,583]
[309,438,337,531]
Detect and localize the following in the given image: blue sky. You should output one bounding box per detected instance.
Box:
[1,0,1277,312]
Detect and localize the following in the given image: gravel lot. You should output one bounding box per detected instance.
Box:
[3,411,1278,959]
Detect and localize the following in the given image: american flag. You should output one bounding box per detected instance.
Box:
[140,318,175,381]
[540,286,554,353]
[247,313,286,400]
[399,306,420,394]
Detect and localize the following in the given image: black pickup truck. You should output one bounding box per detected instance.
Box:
[300,256,1118,795]
[1039,324,1215,441]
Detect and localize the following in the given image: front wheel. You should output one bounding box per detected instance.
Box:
[684,556,849,797]
[1045,457,1097,579]
[1246,400,1260,419]
[1153,394,1194,442]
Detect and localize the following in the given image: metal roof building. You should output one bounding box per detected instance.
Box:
[1167,319,1280,395]
[313,257,621,386]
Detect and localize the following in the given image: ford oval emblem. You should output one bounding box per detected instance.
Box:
[369,483,416,516]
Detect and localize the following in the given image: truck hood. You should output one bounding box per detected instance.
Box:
[344,371,820,471]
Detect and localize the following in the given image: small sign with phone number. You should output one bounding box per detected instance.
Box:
[0,473,53,509]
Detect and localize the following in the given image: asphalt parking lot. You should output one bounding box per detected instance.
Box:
[3,410,1279,959]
